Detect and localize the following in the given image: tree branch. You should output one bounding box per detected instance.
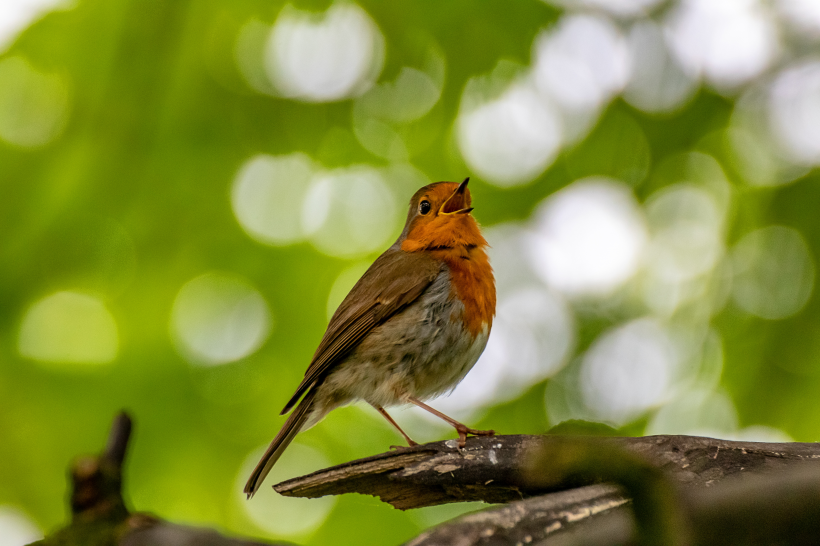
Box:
[34,417,820,546]
[407,465,820,546]
[274,434,820,509]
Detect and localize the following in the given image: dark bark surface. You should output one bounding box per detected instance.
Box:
[406,465,820,546]
[34,414,820,546]
[404,484,633,546]
[274,434,820,509]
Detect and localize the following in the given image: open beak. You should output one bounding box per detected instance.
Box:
[440,177,474,215]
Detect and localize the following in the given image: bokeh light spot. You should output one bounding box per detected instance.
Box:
[19,291,118,365]
[231,153,316,245]
[768,61,820,166]
[264,3,384,102]
[776,0,820,38]
[646,387,738,437]
[353,59,444,160]
[0,0,72,52]
[623,20,697,113]
[731,226,815,320]
[666,0,779,90]
[542,0,664,17]
[0,56,69,148]
[356,66,441,125]
[237,443,335,538]
[301,166,398,258]
[0,506,42,546]
[170,272,272,366]
[644,184,724,284]
[457,81,561,187]
[533,14,629,113]
[732,426,793,442]
[580,318,677,425]
[527,178,648,297]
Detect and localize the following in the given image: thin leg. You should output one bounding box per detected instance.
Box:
[372,404,418,446]
[407,396,495,448]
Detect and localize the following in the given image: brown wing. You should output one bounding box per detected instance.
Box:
[280,248,442,414]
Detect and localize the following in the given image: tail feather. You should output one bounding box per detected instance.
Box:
[244,389,317,498]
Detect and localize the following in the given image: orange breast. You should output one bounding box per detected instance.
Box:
[431,246,496,337]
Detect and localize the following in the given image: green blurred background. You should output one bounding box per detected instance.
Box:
[2,0,820,543]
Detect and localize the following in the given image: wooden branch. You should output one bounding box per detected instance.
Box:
[274,434,820,510]
[405,484,632,546]
[408,465,820,546]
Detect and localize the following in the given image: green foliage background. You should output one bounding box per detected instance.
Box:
[1,0,819,544]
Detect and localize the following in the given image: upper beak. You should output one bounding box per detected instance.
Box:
[440,177,474,215]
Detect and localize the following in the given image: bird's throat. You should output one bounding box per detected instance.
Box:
[401,216,487,253]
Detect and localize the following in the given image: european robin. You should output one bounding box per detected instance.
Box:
[244,178,496,498]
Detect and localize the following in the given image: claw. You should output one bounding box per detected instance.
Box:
[457,430,467,448]
[454,425,495,448]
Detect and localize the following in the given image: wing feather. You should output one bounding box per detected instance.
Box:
[281,248,442,414]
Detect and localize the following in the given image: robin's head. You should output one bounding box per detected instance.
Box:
[399,178,487,252]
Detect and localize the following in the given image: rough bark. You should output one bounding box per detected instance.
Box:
[406,465,820,546]
[274,433,820,509]
[404,484,633,546]
[33,414,820,546]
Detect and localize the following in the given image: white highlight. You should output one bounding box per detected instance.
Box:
[457,81,561,187]
[301,166,398,258]
[0,506,42,546]
[527,178,648,297]
[265,3,384,102]
[532,15,630,113]
[542,0,664,17]
[231,153,316,245]
[581,318,677,425]
[728,89,808,187]
[776,0,820,38]
[18,291,118,365]
[666,0,779,90]
[0,0,72,52]
[768,61,820,166]
[170,272,272,366]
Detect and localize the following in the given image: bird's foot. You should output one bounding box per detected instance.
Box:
[455,425,495,448]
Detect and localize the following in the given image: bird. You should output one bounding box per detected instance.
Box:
[244,178,496,498]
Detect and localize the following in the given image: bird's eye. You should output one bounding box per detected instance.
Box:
[419,200,431,215]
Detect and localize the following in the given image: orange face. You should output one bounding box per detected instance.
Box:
[401,179,487,252]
